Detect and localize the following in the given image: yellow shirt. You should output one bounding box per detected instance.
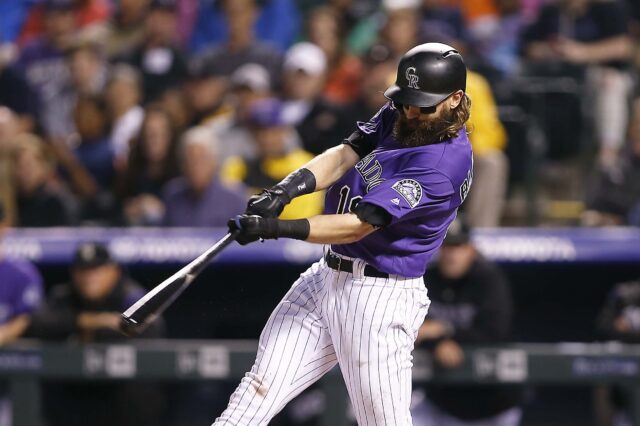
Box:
[466,71,507,156]
[222,150,324,220]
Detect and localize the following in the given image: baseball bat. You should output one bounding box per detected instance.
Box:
[120,230,239,336]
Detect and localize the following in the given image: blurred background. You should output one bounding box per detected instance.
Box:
[0,0,640,425]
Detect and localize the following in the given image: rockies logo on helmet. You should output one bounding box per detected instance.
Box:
[405,67,420,90]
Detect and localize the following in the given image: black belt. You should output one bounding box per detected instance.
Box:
[325,252,389,278]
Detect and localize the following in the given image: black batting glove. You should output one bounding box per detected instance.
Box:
[245,187,290,218]
[228,215,278,245]
[228,215,311,245]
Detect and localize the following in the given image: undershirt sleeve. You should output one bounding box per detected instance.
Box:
[353,201,393,228]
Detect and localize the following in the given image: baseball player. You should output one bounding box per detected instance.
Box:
[216,42,473,425]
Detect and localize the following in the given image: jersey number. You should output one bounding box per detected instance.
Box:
[336,185,362,214]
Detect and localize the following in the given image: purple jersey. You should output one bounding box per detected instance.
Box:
[324,103,473,278]
[0,258,43,324]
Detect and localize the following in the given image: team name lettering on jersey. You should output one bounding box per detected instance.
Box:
[459,166,473,203]
[355,153,385,192]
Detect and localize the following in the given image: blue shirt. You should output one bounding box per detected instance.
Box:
[162,177,247,227]
[0,258,44,324]
[325,103,473,278]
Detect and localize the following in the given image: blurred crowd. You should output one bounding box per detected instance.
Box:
[0,0,638,229]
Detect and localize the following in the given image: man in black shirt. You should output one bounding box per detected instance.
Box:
[521,0,633,167]
[27,242,164,426]
[413,218,521,426]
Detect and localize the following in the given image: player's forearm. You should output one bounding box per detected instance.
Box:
[303,145,360,191]
[305,213,376,244]
[0,315,30,345]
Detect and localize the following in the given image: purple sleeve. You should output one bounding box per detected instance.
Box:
[12,263,44,317]
[343,102,397,157]
[360,169,454,223]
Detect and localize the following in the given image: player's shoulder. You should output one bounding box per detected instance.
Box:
[0,258,42,286]
[356,102,397,136]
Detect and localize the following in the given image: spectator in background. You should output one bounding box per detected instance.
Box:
[0,108,20,227]
[595,278,640,426]
[184,57,233,131]
[103,0,151,59]
[119,105,180,226]
[18,0,110,47]
[413,218,521,426]
[53,95,115,224]
[598,278,640,343]
[27,241,164,426]
[52,40,110,143]
[158,87,192,132]
[222,98,323,219]
[380,0,422,61]
[464,70,509,227]
[118,0,188,102]
[582,97,640,227]
[327,0,378,36]
[0,65,37,134]
[522,0,634,167]
[71,96,114,191]
[105,64,144,167]
[281,42,353,155]
[66,39,108,96]
[0,200,44,426]
[191,0,283,90]
[190,0,300,54]
[349,45,396,121]
[162,126,245,227]
[13,0,76,139]
[469,0,525,78]
[307,6,363,105]
[11,134,74,227]
[346,0,422,74]
[217,63,274,162]
[419,0,469,51]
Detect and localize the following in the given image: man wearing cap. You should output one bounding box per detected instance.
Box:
[413,218,522,426]
[221,98,323,220]
[214,63,273,162]
[28,241,162,341]
[281,42,355,155]
[216,42,474,425]
[27,241,164,426]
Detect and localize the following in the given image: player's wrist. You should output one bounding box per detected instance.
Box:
[275,168,316,201]
[274,218,310,241]
[258,218,310,241]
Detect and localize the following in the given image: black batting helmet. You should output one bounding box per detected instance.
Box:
[384,43,466,108]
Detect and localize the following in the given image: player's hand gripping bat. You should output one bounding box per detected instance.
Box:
[120,230,239,336]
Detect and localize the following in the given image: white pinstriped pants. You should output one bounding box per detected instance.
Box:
[213,255,430,426]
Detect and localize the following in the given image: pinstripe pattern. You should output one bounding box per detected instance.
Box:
[212,255,430,426]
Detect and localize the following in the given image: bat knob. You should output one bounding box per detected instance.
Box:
[119,315,142,337]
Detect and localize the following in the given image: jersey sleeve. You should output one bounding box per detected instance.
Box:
[11,263,44,317]
[343,102,397,158]
[359,169,455,224]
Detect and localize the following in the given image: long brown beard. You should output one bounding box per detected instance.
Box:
[393,108,457,148]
